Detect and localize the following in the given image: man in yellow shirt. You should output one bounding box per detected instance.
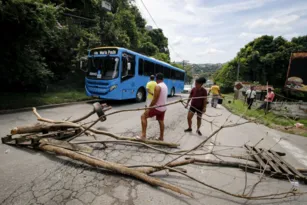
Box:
[146,75,157,107]
[208,82,221,108]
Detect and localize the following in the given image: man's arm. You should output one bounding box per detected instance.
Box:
[185,88,194,107]
[146,88,153,95]
[146,83,154,95]
[149,85,161,107]
[203,91,207,112]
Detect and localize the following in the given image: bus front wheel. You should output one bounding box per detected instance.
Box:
[136,88,145,103]
[170,87,175,97]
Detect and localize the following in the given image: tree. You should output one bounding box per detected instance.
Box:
[214,35,307,92]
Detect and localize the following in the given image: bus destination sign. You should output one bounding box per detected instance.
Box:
[91,48,118,55]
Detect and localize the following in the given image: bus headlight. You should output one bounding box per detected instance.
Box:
[110,85,117,91]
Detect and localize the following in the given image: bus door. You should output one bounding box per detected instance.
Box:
[121,52,136,99]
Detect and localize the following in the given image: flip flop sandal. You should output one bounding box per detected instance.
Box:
[134,136,145,141]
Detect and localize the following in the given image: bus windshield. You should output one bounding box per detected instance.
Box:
[88,57,119,80]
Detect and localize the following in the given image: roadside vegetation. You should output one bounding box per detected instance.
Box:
[0,89,90,110]
[222,95,307,137]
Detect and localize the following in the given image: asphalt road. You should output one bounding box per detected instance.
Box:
[1,94,307,205]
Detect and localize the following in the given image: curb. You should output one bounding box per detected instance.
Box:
[0,99,101,115]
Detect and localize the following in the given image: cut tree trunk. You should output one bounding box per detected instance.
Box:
[39,143,192,197]
[11,123,79,135]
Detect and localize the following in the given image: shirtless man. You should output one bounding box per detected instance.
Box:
[139,73,168,141]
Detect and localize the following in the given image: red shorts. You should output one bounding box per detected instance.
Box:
[148,108,165,121]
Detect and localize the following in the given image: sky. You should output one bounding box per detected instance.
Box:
[134,0,307,64]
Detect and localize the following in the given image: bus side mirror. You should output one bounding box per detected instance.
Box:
[127,62,131,71]
[79,57,88,72]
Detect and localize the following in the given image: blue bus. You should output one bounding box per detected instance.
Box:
[80,47,185,102]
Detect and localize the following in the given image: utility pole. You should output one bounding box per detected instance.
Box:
[236,62,240,81]
[182,60,189,70]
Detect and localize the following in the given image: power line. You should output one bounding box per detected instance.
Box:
[139,0,184,61]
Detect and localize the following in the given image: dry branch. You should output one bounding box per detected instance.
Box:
[32,108,180,148]
[185,157,263,170]
[39,143,193,197]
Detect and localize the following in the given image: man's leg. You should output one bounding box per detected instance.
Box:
[158,120,164,141]
[249,98,254,109]
[141,110,149,139]
[185,111,194,132]
[213,96,218,108]
[247,98,251,109]
[196,113,202,135]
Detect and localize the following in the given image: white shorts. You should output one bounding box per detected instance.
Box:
[146,99,152,107]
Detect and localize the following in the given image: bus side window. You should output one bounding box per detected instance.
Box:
[155,64,163,75]
[121,52,135,81]
[163,66,170,79]
[144,60,155,76]
[138,59,144,76]
[180,72,185,80]
[175,70,180,80]
[170,69,175,80]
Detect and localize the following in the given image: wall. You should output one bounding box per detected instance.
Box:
[239,94,307,119]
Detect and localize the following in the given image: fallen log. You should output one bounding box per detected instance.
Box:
[39,143,192,197]
[135,158,196,175]
[40,138,93,153]
[11,123,79,135]
[184,157,269,171]
[31,108,180,148]
[69,128,180,148]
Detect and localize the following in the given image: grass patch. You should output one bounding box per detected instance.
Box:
[0,89,91,110]
[222,94,307,137]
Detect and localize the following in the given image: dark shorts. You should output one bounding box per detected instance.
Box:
[189,107,202,116]
[148,108,166,121]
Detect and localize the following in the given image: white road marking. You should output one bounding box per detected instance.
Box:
[272,135,307,167]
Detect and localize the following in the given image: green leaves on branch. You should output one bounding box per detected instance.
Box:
[0,0,171,92]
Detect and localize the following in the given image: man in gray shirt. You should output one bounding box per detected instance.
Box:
[245,86,256,110]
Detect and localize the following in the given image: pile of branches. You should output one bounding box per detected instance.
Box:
[2,98,307,200]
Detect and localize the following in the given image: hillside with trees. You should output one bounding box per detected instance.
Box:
[194,63,223,79]
[0,0,170,92]
[214,35,307,92]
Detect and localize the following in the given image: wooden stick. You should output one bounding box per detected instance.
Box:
[32,108,180,148]
[39,144,192,197]
[135,159,196,175]
[185,157,261,169]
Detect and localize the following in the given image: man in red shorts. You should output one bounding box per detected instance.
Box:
[184,77,207,135]
[139,73,168,141]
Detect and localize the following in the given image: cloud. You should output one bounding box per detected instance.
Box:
[248,15,300,30]
[239,32,263,39]
[198,48,225,56]
[135,0,306,63]
[192,37,210,44]
[171,36,184,46]
[283,33,301,40]
[207,0,275,14]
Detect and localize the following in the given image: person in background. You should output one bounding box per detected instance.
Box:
[145,75,157,107]
[245,86,257,109]
[208,82,221,108]
[257,88,275,111]
[184,77,207,136]
[139,73,168,141]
